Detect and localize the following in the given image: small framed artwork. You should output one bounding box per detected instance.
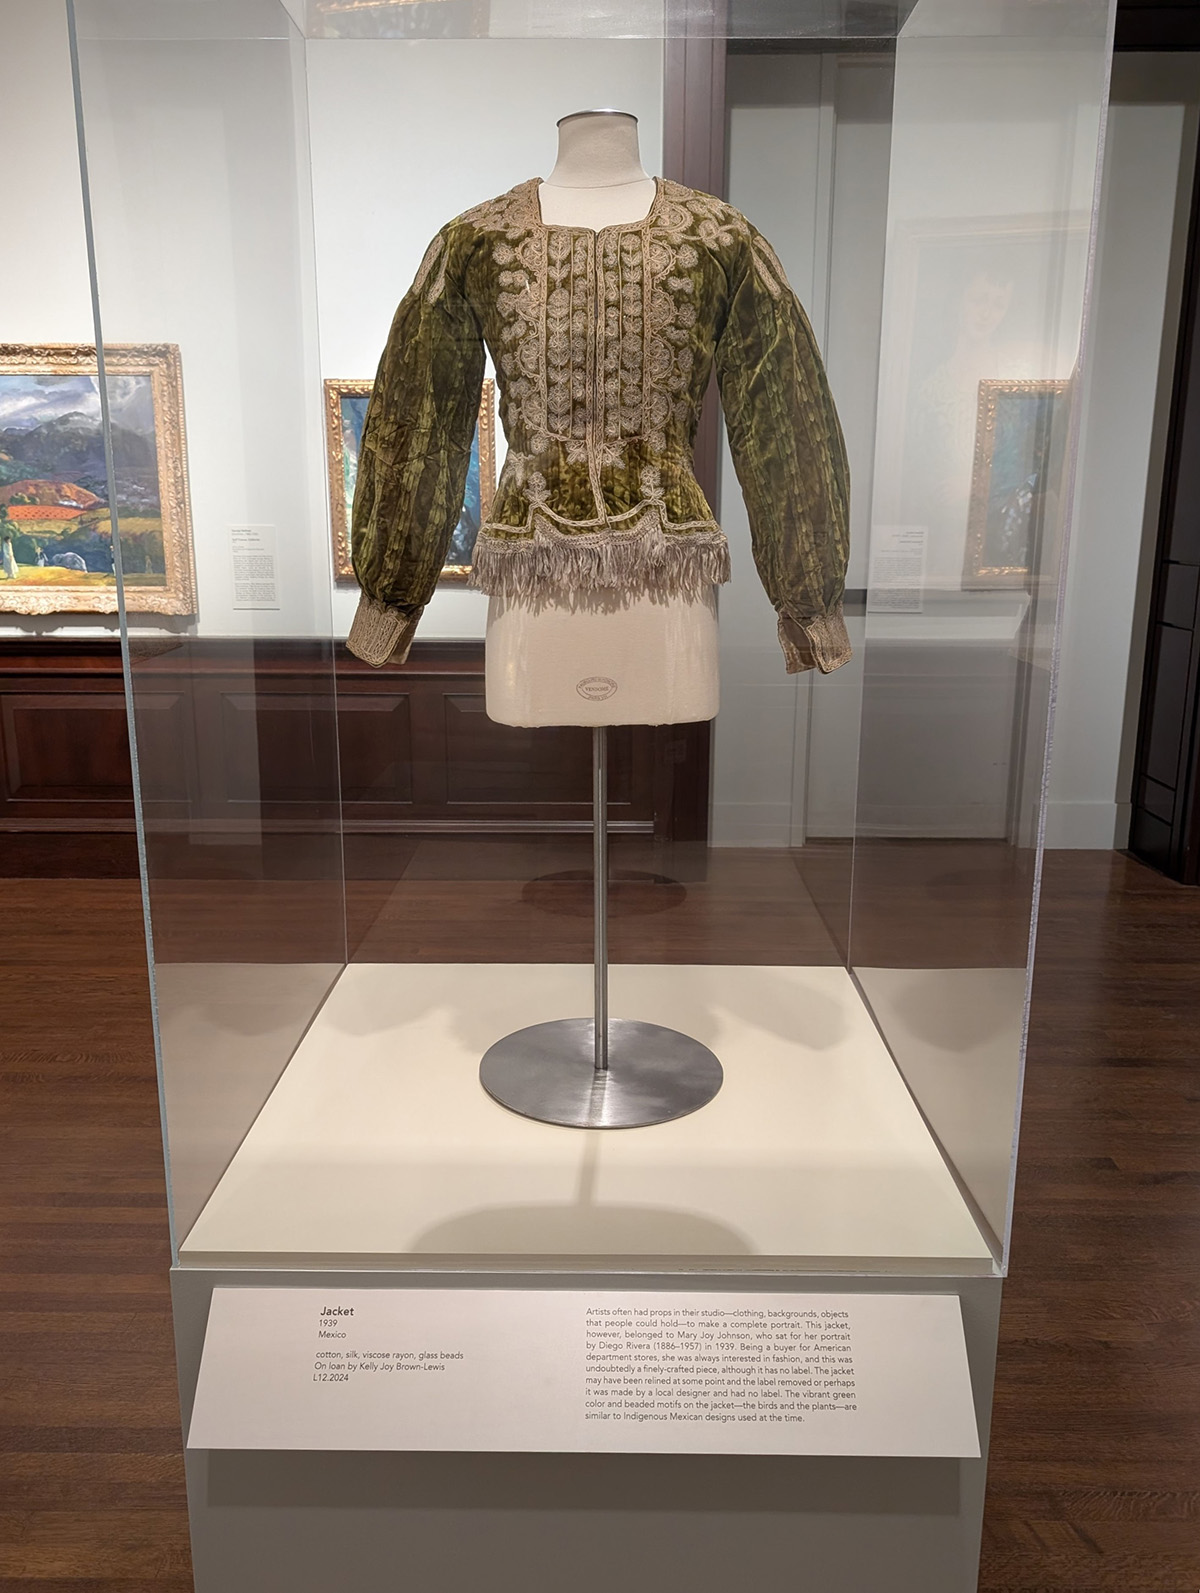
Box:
[324,376,496,584]
[964,377,1071,589]
[0,344,196,615]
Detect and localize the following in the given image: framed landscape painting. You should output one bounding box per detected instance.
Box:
[324,375,495,584]
[964,377,1071,589]
[0,344,196,615]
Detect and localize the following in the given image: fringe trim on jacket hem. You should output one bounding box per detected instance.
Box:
[469,515,732,603]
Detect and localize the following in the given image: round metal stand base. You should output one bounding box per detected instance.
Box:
[479,1017,723,1129]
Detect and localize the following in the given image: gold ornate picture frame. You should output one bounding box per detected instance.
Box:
[964,376,1071,589]
[0,343,196,616]
[324,376,496,584]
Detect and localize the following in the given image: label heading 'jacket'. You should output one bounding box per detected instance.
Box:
[348,178,851,675]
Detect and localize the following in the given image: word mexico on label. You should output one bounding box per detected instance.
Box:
[188,1288,979,1457]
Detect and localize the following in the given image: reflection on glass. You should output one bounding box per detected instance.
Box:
[73,9,347,1249]
[851,5,1110,1255]
[70,0,1110,1276]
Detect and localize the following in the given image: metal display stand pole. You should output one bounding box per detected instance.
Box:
[592,725,610,1074]
[479,727,723,1129]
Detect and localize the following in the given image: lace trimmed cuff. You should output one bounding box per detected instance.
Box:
[346,594,424,667]
[777,605,852,675]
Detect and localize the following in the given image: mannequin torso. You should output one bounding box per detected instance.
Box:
[484,110,719,729]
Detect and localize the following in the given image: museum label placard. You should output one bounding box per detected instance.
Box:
[187,1288,979,1457]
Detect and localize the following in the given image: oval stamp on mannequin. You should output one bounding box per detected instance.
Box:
[576,676,618,702]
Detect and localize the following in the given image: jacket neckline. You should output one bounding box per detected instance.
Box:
[528,174,664,236]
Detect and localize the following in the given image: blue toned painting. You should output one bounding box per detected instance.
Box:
[975,383,1069,577]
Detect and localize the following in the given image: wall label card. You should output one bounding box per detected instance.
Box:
[231,524,279,610]
[188,1288,979,1457]
[867,523,927,612]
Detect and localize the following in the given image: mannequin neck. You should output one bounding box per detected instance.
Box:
[539,111,656,229]
[544,111,650,190]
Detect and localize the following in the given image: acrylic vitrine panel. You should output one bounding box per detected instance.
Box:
[301,0,924,42]
[72,0,346,1247]
[178,29,945,1274]
[72,0,1112,1275]
[849,0,1114,1262]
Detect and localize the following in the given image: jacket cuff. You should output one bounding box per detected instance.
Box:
[346,594,424,667]
[777,605,852,675]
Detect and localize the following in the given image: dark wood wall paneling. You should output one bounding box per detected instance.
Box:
[1099,0,1200,877]
[0,639,708,842]
[1129,93,1200,881]
[0,643,137,830]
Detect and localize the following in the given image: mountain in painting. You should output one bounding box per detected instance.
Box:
[0,410,159,513]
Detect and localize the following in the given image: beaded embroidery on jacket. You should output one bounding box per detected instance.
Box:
[347,177,851,675]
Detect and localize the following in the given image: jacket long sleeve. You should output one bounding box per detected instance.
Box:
[715,225,851,674]
[346,226,485,666]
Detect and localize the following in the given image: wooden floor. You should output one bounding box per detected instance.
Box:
[981,851,1200,1591]
[0,848,1197,1590]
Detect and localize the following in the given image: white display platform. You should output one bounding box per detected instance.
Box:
[180,963,992,1268]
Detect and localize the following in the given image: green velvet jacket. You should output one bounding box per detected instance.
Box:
[348,177,850,675]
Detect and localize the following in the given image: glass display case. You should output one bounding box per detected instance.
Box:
[68,0,1114,1587]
